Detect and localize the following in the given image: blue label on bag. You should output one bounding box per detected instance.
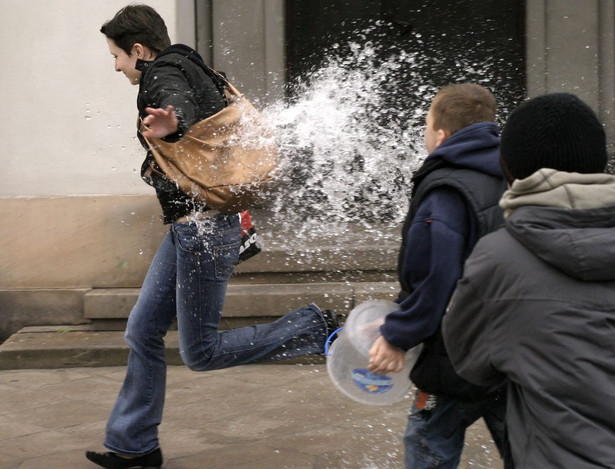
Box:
[352,368,394,394]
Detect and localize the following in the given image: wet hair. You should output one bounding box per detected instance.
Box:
[100,4,171,56]
[430,84,497,135]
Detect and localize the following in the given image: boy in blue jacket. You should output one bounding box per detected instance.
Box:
[368,84,508,468]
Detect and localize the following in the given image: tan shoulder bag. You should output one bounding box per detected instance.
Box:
[138,76,279,213]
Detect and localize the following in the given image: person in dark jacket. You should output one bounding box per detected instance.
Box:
[368,84,508,468]
[87,5,337,469]
[443,93,615,469]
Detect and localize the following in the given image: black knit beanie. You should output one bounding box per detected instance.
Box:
[500,93,607,182]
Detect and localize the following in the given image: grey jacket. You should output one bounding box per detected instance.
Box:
[443,169,615,468]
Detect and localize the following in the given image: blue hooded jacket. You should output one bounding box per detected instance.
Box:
[381,122,502,351]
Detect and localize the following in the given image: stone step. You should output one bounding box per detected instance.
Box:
[0,211,402,343]
[0,326,156,369]
[0,326,330,370]
[84,281,399,330]
[0,282,401,369]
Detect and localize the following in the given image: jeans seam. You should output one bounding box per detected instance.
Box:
[212,322,323,357]
[134,322,153,451]
[194,251,213,362]
[211,306,324,357]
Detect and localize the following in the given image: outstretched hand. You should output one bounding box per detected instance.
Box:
[368,336,406,375]
[141,105,179,139]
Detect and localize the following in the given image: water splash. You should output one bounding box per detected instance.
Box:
[257,24,517,254]
[257,37,436,254]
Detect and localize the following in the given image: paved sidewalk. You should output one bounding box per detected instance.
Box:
[0,364,503,469]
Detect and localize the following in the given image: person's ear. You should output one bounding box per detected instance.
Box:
[434,128,449,149]
[133,43,157,60]
[132,43,146,59]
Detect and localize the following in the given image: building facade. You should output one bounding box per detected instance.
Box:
[1,0,614,340]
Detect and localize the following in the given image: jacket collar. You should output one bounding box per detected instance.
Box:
[135,44,202,74]
[136,58,151,73]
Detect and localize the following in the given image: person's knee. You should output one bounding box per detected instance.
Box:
[124,321,164,353]
[124,323,144,348]
[182,356,205,371]
[181,349,215,372]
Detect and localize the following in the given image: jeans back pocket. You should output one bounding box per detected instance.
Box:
[214,241,241,279]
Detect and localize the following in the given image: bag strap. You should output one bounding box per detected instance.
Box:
[196,62,244,101]
[200,64,228,98]
[135,60,245,138]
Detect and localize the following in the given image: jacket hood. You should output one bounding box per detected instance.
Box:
[136,44,208,75]
[502,169,615,281]
[427,122,501,177]
[157,44,205,67]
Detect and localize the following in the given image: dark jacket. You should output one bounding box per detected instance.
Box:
[136,44,226,224]
[443,169,615,468]
[380,122,505,399]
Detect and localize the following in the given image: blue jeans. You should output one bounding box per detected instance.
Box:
[104,214,329,455]
[404,389,507,469]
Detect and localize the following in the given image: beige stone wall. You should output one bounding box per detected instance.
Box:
[3,0,615,341]
[0,196,398,290]
[207,0,286,105]
[0,194,400,339]
[526,0,615,154]
[1,0,180,199]
[1,196,165,289]
[0,195,165,339]
[0,1,195,339]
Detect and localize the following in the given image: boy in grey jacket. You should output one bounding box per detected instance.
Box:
[443,93,615,468]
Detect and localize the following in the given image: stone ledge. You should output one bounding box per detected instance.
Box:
[0,282,401,369]
[234,244,398,273]
[0,288,91,344]
[0,327,140,369]
[0,326,326,370]
[84,282,399,321]
[0,196,401,289]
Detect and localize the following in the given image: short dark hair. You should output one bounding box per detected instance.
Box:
[100,4,171,56]
[431,84,497,135]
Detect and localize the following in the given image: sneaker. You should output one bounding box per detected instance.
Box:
[322,309,339,336]
[322,309,341,355]
[85,447,162,469]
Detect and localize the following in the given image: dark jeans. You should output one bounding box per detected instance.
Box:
[104,214,328,454]
[404,388,508,468]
